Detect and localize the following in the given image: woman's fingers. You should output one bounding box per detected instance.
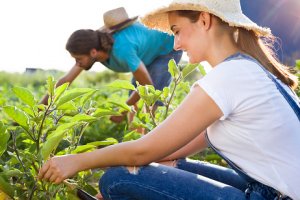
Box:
[38,158,64,182]
[54,177,63,184]
[38,161,50,180]
[38,155,78,183]
[49,172,60,183]
[42,169,53,181]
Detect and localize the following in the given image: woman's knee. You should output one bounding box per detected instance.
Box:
[99,167,126,196]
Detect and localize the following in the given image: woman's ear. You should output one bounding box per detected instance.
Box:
[198,12,212,30]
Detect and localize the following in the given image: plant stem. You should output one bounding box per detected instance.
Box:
[28,184,37,200]
[75,123,89,149]
[21,125,36,142]
[10,130,28,175]
[36,103,52,153]
[164,77,180,119]
[147,105,157,127]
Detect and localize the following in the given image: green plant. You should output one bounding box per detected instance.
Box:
[3,57,271,199]
[0,77,122,199]
[108,59,206,130]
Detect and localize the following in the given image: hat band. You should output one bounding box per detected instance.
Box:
[109,17,137,33]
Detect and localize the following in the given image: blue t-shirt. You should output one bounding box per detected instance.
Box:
[102,22,174,72]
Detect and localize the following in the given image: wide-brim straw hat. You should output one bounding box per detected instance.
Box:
[99,7,138,33]
[141,0,271,36]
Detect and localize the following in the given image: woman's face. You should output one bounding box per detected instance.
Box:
[168,12,206,63]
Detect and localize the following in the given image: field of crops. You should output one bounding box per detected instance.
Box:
[0,60,299,199]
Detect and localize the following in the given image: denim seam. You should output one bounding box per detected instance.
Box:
[107,181,185,200]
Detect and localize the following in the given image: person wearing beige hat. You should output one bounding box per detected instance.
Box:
[40,7,182,123]
[39,0,299,199]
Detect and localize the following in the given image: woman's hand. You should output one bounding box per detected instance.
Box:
[38,155,80,184]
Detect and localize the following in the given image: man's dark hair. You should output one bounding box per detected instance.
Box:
[66,29,114,55]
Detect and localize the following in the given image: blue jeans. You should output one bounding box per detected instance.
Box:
[99,159,269,200]
[131,50,183,106]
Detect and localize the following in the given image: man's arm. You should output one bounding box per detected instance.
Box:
[40,64,83,105]
[126,62,153,106]
[110,62,153,123]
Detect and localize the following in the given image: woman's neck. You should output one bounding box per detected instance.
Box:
[206,22,240,67]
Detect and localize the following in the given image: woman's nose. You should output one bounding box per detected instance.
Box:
[173,38,181,51]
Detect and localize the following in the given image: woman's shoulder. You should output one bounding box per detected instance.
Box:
[196,58,267,96]
[216,58,260,73]
[204,58,260,80]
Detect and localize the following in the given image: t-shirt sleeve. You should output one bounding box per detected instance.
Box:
[114,42,141,72]
[193,63,236,120]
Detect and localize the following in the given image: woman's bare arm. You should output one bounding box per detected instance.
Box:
[38,85,222,183]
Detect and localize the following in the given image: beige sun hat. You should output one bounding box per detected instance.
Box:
[141,0,271,36]
[99,7,138,33]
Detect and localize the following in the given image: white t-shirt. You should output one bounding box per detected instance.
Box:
[196,58,300,199]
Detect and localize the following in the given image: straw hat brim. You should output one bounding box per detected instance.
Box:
[99,16,139,33]
[141,3,271,36]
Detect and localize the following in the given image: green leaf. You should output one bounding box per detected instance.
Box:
[179,81,190,93]
[131,118,149,129]
[56,88,95,107]
[71,114,97,123]
[53,82,69,103]
[22,106,35,117]
[205,154,222,162]
[182,63,199,79]
[1,169,22,177]
[0,175,14,197]
[47,76,55,98]
[168,59,180,79]
[71,144,96,154]
[162,87,170,99]
[41,122,77,160]
[123,130,141,142]
[37,104,46,111]
[57,102,77,110]
[136,85,162,106]
[82,184,98,196]
[198,63,207,76]
[107,80,135,90]
[87,138,118,146]
[12,86,36,107]
[80,90,97,106]
[92,108,121,118]
[0,122,10,157]
[3,106,29,129]
[296,60,300,70]
[108,100,132,112]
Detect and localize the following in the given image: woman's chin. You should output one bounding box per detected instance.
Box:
[188,58,200,64]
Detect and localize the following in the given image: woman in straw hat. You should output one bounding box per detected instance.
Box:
[40,7,182,123]
[39,0,300,199]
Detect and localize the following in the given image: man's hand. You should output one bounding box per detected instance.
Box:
[109,111,128,123]
[96,193,104,200]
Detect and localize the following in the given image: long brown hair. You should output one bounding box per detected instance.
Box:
[237,29,298,89]
[175,10,298,89]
